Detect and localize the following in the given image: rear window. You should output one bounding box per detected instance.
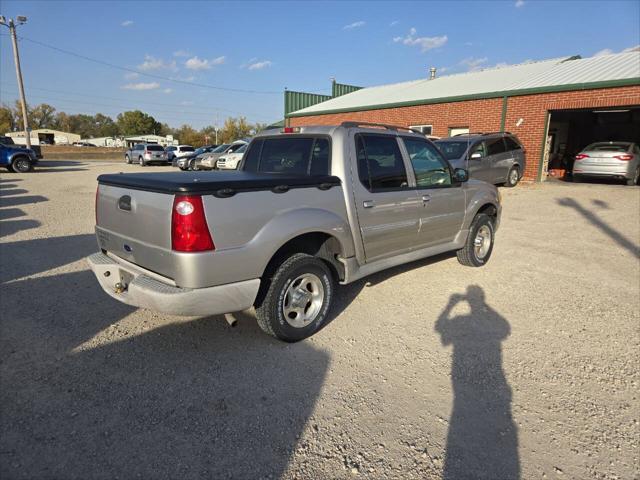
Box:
[504,137,522,151]
[585,143,630,152]
[181,146,195,152]
[243,137,330,175]
[486,138,506,156]
[434,141,470,160]
[146,145,164,151]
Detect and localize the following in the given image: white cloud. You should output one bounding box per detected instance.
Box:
[184,56,225,70]
[515,0,525,7]
[121,20,133,27]
[124,72,139,80]
[173,50,191,57]
[180,101,194,106]
[594,48,614,57]
[137,55,177,71]
[393,28,448,52]
[390,20,399,27]
[464,41,473,46]
[163,88,173,94]
[121,82,161,91]
[343,21,366,30]
[247,60,273,71]
[460,57,488,71]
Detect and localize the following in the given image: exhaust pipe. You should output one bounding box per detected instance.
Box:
[224,313,238,328]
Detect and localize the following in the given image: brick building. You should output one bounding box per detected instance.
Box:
[287,52,640,182]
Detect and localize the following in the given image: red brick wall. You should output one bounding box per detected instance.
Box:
[289,85,640,181]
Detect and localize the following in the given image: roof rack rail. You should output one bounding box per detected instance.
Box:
[453,131,512,137]
[340,121,419,133]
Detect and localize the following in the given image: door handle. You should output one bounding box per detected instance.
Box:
[422,194,431,204]
[363,200,375,208]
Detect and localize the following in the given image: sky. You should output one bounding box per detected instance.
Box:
[1,0,639,129]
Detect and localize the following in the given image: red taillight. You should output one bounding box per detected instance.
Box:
[281,127,300,134]
[614,154,633,161]
[575,154,589,160]
[171,195,215,252]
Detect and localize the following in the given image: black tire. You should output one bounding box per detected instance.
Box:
[125,155,130,164]
[255,253,335,342]
[456,213,495,267]
[627,167,639,186]
[572,174,582,183]
[11,156,32,173]
[138,156,146,167]
[505,166,520,187]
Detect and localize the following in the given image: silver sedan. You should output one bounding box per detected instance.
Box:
[573,142,640,186]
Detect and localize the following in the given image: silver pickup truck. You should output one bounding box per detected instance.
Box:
[88,123,501,342]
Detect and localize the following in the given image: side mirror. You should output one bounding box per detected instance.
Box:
[454,168,469,183]
[470,152,482,160]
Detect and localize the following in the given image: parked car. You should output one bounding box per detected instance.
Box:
[215,143,248,170]
[174,145,218,171]
[573,141,640,186]
[434,132,525,187]
[166,145,195,162]
[1,136,43,159]
[73,141,97,147]
[197,140,248,170]
[124,143,168,166]
[88,122,501,342]
[0,139,39,173]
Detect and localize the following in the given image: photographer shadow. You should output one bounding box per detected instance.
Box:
[435,285,520,480]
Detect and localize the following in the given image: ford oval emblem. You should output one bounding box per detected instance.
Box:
[123,244,133,252]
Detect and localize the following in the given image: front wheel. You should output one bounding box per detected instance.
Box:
[11,156,33,173]
[505,166,520,187]
[457,213,495,267]
[125,155,130,164]
[255,253,335,342]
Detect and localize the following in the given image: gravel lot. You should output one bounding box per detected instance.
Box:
[1,160,639,479]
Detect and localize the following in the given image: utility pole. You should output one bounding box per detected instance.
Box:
[0,15,31,148]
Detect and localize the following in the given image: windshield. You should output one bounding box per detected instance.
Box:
[584,142,630,152]
[434,141,472,160]
[211,144,230,153]
[146,145,164,151]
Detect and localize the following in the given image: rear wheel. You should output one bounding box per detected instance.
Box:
[255,253,335,342]
[457,213,495,267]
[505,166,520,187]
[627,167,639,186]
[138,156,146,167]
[11,156,33,173]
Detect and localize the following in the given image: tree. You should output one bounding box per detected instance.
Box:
[93,113,118,137]
[218,117,253,144]
[0,104,16,134]
[30,104,57,129]
[116,110,162,136]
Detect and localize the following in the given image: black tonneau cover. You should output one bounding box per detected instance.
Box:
[97,171,341,197]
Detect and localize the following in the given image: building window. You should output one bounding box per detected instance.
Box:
[449,127,470,136]
[409,124,433,135]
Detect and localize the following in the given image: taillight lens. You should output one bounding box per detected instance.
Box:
[281,127,300,134]
[575,154,589,160]
[614,154,633,161]
[171,195,215,252]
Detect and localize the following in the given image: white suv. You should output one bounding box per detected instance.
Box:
[216,143,248,170]
[166,145,195,161]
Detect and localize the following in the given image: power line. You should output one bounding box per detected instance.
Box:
[5,34,329,96]
[0,82,276,121]
[0,89,274,124]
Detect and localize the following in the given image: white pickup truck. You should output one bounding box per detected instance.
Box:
[88,123,501,342]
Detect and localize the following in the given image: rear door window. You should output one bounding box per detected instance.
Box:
[356,134,408,191]
[242,137,330,175]
[486,138,506,156]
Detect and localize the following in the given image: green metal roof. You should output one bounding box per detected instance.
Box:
[288,52,640,117]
